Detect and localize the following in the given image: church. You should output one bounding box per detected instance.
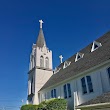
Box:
[27,20,110,110]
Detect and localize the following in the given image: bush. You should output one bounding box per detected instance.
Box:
[21,104,38,110]
[21,98,67,110]
[37,98,67,110]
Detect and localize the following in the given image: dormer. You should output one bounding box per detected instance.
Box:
[75,52,84,62]
[91,41,102,52]
[63,61,71,69]
[54,67,61,74]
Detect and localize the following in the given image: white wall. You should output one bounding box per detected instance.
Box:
[33,68,53,104]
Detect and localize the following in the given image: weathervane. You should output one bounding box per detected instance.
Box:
[39,20,44,29]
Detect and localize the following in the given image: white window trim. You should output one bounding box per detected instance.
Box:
[75,52,84,62]
[91,41,102,52]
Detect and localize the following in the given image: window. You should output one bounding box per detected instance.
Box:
[67,83,71,97]
[75,52,84,62]
[64,84,67,98]
[94,44,98,48]
[86,76,93,93]
[81,76,93,94]
[81,77,87,94]
[45,57,49,68]
[28,97,32,102]
[91,41,102,52]
[54,89,56,98]
[77,54,81,59]
[51,90,54,98]
[63,83,71,98]
[51,89,56,98]
[40,56,44,67]
[107,67,110,79]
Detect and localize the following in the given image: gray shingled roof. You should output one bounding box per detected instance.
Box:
[79,91,110,106]
[40,31,110,91]
[36,29,46,47]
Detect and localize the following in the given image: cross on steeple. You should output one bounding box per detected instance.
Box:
[39,20,44,29]
[59,55,63,63]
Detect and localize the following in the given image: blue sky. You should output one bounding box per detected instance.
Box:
[0,0,110,109]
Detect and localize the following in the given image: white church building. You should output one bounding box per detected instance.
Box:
[27,20,110,110]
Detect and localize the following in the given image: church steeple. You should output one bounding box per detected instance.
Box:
[36,20,46,48]
[28,20,53,105]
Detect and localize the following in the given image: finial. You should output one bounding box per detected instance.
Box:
[39,20,44,29]
[59,55,63,63]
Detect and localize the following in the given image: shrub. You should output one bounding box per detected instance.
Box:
[21,98,67,110]
[21,104,38,110]
[37,98,67,110]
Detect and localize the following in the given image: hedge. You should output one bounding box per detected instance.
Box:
[21,98,67,110]
[21,104,38,110]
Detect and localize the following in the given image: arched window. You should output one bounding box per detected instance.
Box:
[40,56,44,67]
[45,57,49,68]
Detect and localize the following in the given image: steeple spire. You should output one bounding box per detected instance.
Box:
[36,20,46,48]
